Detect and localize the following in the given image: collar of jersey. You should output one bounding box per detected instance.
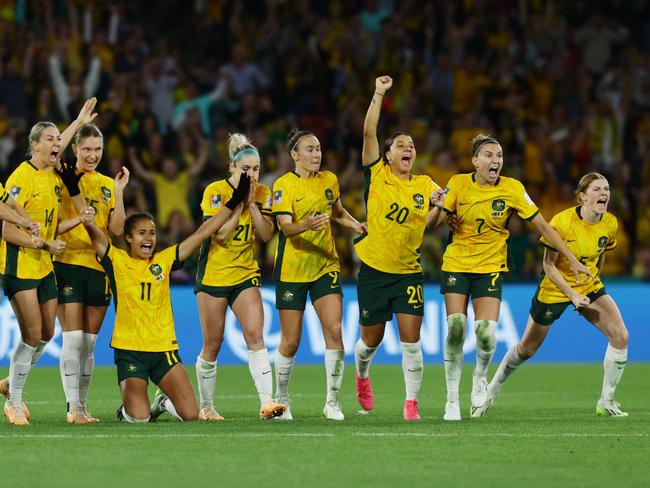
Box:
[472,172,500,186]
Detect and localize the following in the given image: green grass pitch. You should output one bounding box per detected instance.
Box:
[1,363,648,488]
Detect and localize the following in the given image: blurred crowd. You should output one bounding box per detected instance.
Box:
[1,0,649,282]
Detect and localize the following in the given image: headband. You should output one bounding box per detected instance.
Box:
[232,147,259,161]
[290,132,314,152]
[472,138,499,157]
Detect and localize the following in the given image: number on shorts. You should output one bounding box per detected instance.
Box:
[490,272,499,287]
[406,284,424,305]
[328,272,339,288]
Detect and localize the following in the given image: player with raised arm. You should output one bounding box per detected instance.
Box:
[473,173,629,417]
[440,134,593,421]
[194,133,284,421]
[272,129,365,420]
[353,76,445,420]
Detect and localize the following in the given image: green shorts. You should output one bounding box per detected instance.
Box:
[53,262,111,306]
[194,275,261,306]
[1,271,58,302]
[276,271,342,311]
[529,287,608,326]
[439,271,504,299]
[114,348,182,385]
[357,262,424,326]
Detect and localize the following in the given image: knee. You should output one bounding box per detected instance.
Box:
[323,322,342,343]
[280,336,301,356]
[22,331,42,346]
[474,320,497,349]
[446,313,467,346]
[242,329,265,350]
[202,335,223,357]
[611,327,629,349]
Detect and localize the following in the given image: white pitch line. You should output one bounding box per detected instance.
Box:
[0,432,645,440]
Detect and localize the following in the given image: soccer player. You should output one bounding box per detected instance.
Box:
[54,123,129,424]
[440,134,593,421]
[67,169,251,423]
[1,99,99,425]
[353,75,445,420]
[194,133,284,421]
[272,129,365,421]
[473,173,629,417]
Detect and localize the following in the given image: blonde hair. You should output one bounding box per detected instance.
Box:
[228,133,258,162]
[27,121,57,158]
[471,134,500,157]
[575,172,607,204]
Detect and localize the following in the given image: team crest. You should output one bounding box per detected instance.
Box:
[9,186,20,198]
[62,286,74,297]
[127,363,137,372]
[447,275,457,286]
[413,193,425,210]
[55,185,61,197]
[149,263,165,281]
[211,194,222,208]
[361,308,370,319]
[598,236,608,249]
[273,190,283,204]
[492,199,506,211]
[101,186,112,203]
[324,188,334,201]
[544,309,554,319]
[282,290,294,302]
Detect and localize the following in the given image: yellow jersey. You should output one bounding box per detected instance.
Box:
[354,159,440,274]
[442,173,539,274]
[152,171,191,227]
[100,244,181,352]
[0,162,61,279]
[272,171,340,282]
[196,180,272,287]
[0,183,8,203]
[538,206,617,303]
[55,171,116,271]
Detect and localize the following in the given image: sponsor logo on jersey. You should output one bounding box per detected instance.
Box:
[149,264,166,281]
[598,236,608,249]
[325,188,334,201]
[101,186,112,203]
[273,190,283,204]
[55,185,61,201]
[211,194,222,208]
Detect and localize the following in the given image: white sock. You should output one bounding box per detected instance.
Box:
[474,320,497,376]
[120,406,149,423]
[274,352,294,403]
[401,341,423,401]
[248,348,273,405]
[487,345,526,397]
[31,340,48,365]
[79,333,97,407]
[162,398,183,421]
[354,339,377,379]
[195,355,217,408]
[600,344,627,401]
[60,330,83,409]
[444,313,467,402]
[325,349,345,403]
[9,340,36,402]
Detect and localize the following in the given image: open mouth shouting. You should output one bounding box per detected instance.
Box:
[140,242,154,256]
[595,195,608,212]
[49,147,60,164]
[487,164,500,179]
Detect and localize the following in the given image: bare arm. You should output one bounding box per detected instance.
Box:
[542,248,591,309]
[82,219,109,259]
[2,222,43,250]
[127,147,154,184]
[529,213,594,281]
[362,76,393,166]
[108,167,129,236]
[214,204,244,241]
[177,207,235,261]
[425,188,446,227]
[1,198,36,230]
[276,213,329,238]
[248,204,275,243]
[331,199,366,233]
[59,98,99,157]
[56,215,83,235]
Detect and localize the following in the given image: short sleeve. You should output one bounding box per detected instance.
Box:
[6,167,32,207]
[272,177,293,216]
[0,182,8,203]
[256,184,272,216]
[108,179,116,211]
[442,175,458,214]
[332,174,340,201]
[539,213,565,250]
[99,242,116,267]
[605,217,618,252]
[200,185,216,217]
[510,180,539,221]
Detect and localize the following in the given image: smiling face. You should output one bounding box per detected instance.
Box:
[385,134,416,176]
[125,218,157,259]
[579,177,610,215]
[73,136,103,173]
[291,135,322,174]
[230,153,261,186]
[473,142,503,185]
[32,126,62,168]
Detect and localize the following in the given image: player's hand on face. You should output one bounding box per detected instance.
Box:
[375,75,393,94]
[571,292,591,310]
[247,176,257,205]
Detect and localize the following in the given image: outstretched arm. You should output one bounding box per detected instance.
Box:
[177,175,250,261]
[542,248,591,310]
[362,75,393,166]
[331,199,366,233]
[83,218,109,259]
[108,167,129,236]
[1,197,39,233]
[529,213,594,281]
[59,98,98,157]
